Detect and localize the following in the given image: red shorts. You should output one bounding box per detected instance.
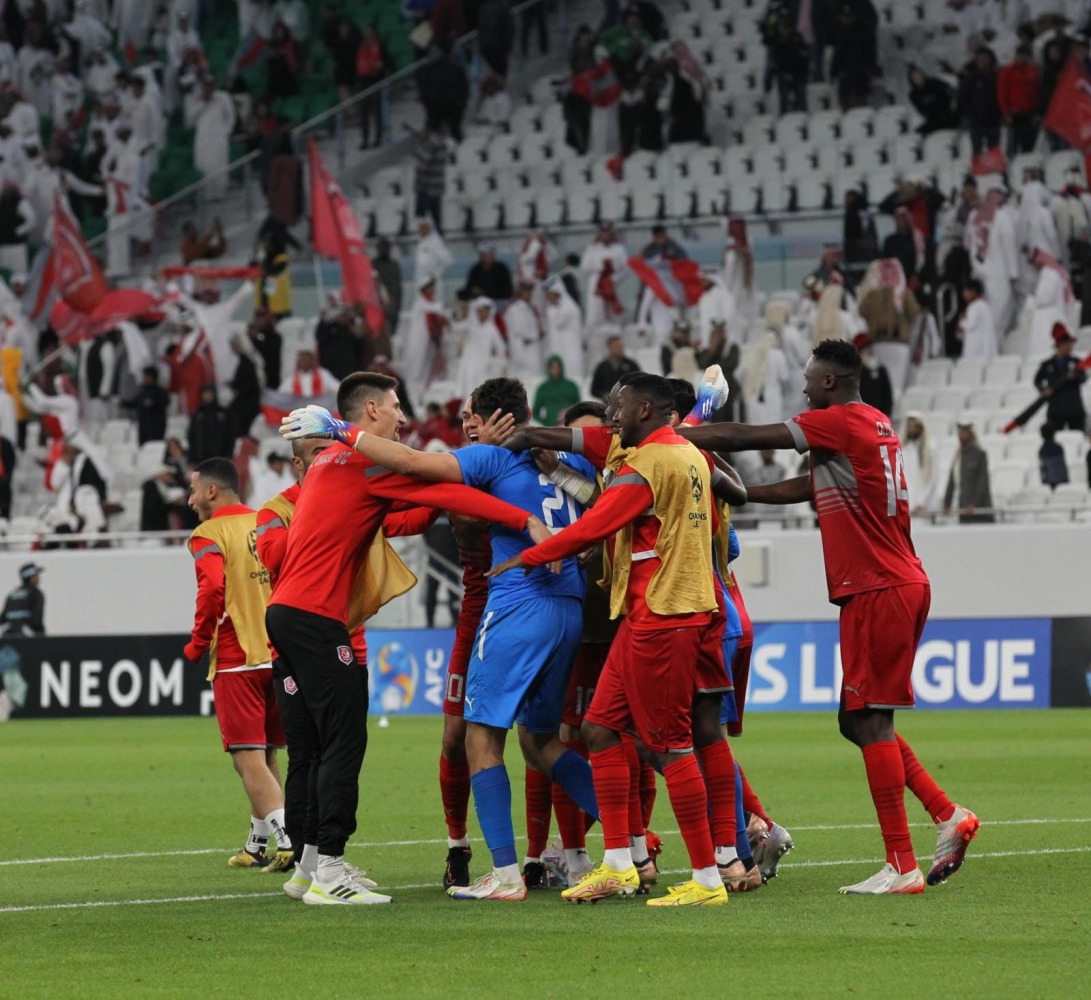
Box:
[694,599,731,695]
[562,642,611,728]
[212,668,286,752]
[442,604,485,717]
[585,619,701,753]
[725,644,751,737]
[839,583,931,712]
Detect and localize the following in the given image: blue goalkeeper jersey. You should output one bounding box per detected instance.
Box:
[454,445,594,610]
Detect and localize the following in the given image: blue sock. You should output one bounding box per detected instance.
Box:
[470,765,517,869]
[550,749,599,821]
[734,762,753,865]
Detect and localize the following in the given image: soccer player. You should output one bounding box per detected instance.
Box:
[491,373,730,907]
[184,457,291,871]
[269,372,552,905]
[681,339,980,894]
[256,437,428,899]
[295,377,601,902]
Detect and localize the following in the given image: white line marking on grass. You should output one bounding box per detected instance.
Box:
[3,818,1089,868]
[4,847,1090,915]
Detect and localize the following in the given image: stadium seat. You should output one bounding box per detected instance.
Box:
[921,129,959,165]
[847,138,886,174]
[873,104,912,140]
[899,385,934,413]
[760,175,790,213]
[932,385,969,411]
[784,145,816,179]
[722,146,753,182]
[1055,429,1087,464]
[966,386,1004,410]
[890,134,922,170]
[98,420,133,446]
[107,443,137,472]
[948,359,986,386]
[806,82,834,111]
[534,187,566,226]
[984,356,1022,385]
[1002,385,1038,412]
[774,112,809,145]
[991,460,1028,500]
[136,441,166,478]
[840,108,874,143]
[743,115,776,146]
[502,192,534,230]
[815,143,846,175]
[751,144,785,178]
[807,109,842,145]
[1004,435,1039,466]
[1048,482,1091,507]
[566,186,597,225]
[915,357,953,383]
[794,174,829,211]
[629,181,664,221]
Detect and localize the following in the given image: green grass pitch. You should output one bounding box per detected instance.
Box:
[3,709,1089,998]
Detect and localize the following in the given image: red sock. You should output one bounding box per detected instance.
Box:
[525,765,553,858]
[896,733,955,823]
[620,735,646,844]
[697,740,737,850]
[662,755,715,871]
[738,763,774,829]
[553,741,588,850]
[439,755,470,841]
[861,741,917,874]
[590,743,631,850]
[639,761,658,829]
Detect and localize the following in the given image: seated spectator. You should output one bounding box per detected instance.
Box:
[279,348,339,398]
[943,419,995,524]
[123,365,171,445]
[854,333,893,416]
[590,334,640,401]
[642,223,687,261]
[180,219,226,265]
[998,45,1041,157]
[459,244,513,301]
[1038,422,1070,490]
[471,73,512,138]
[533,355,580,426]
[907,64,959,134]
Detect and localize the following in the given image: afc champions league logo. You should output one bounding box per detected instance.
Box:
[368,641,419,713]
[247,528,259,561]
[689,464,703,506]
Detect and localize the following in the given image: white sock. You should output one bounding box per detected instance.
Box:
[565,848,589,871]
[316,853,344,882]
[630,835,651,862]
[265,809,291,851]
[715,845,740,866]
[523,855,542,866]
[496,863,521,883]
[603,847,633,870]
[299,843,319,877]
[447,836,470,849]
[245,816,270,854]
[693,866,722,890]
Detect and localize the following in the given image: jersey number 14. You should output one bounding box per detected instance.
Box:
[880,444,910,516]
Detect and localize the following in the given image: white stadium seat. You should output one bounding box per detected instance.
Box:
[948,359,986,386]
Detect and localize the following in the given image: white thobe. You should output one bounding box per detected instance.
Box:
[579,240,628,332]
[545,294,585,382]
[504,299,543,381]
[187,90,236,200]
[959,298,998,362]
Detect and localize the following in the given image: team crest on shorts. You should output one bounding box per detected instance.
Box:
[283,676,298,695]
[337,645,353,664]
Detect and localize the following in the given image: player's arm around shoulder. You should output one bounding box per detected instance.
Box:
[354,432,465,482]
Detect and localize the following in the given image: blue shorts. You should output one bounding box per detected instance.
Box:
[720,634,740,726]
[464,596,583,733]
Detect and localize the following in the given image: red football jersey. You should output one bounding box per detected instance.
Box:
[787,402,929,603]
[268,442,529,623]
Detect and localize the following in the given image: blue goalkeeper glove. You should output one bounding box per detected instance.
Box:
[280,405,360,446]
[686,365,730,426]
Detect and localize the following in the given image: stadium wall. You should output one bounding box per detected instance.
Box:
[1,526,1088,720]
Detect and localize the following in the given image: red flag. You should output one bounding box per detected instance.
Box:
[628,257,705,307]
[52,194,108,313]
[1044,55,1091,151]
[971,145,1007,176]
[307,139,385,336]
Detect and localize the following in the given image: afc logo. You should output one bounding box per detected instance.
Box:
[689,464,703,505]
[247,528,259,561]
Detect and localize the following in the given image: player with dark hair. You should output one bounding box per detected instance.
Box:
[681,340,979,894]
[185,456,292,871]
[491,373,731,906]
[286,376,601,902]
[267,372,552,905]
[257,437,432,898]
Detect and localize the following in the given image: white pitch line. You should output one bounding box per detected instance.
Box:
[2,817,1089,869]
[3,846,1091,915]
